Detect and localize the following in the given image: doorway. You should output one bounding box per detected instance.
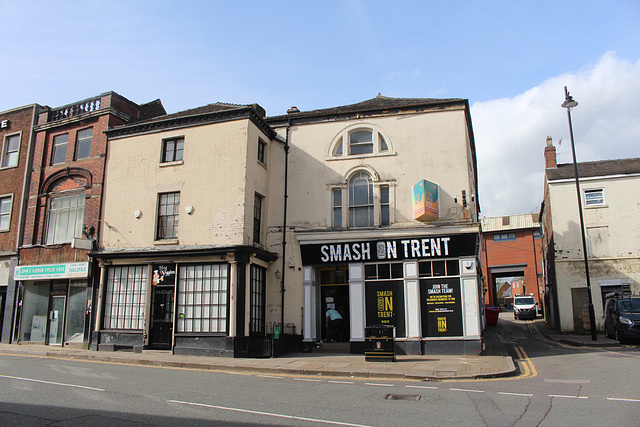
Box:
[319,267,350,342]
[48,295,65,345]
[149,286,174,349]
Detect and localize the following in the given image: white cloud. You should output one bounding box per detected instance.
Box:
[472,51,640,218]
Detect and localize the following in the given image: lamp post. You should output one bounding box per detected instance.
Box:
[561,86,597,340]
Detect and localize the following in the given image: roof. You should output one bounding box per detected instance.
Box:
[481,213,540,232]
[266,94,466,123]
[105,102,274,139]
[547,158,640,181]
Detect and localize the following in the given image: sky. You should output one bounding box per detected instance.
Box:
[1,1,639,218]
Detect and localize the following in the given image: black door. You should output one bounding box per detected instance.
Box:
[150,286,174,350]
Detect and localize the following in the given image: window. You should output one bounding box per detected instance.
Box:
[502,216,510,226]
[0,195,12,231]
[419,259,460,277]
[365,262,404,280]
[74,128,92,160]
[162,137,184,163]
[103,266,147,329]
[45,192,85,244]
[349,172,373,227]
[349,130,373,155]
[157,192,180,239]
[329,126,393,159]
[258,139,266,165]
[493,232,516,242]
[380,185,390,226]
[51,134,68,165]
[584,188,605,206]
[332,189,342,228]
[249,265,266,335]
[253,193,263,244]
[1,133,20,168]
[176,264,228,333]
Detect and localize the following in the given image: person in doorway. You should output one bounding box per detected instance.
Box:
[325,307,343,342]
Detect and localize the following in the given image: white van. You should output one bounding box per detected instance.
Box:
[513,295,537,320]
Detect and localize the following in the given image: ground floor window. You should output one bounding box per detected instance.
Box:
[176,263,228,333]
[19,282,49,342]
[103,266,147,330]
[249,265,266,335]
[364,262,406,337]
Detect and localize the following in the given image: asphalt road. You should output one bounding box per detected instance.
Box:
[0,316,638,426]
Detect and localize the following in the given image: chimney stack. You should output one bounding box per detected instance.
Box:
[544,136,557,169]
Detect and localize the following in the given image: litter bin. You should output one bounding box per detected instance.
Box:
[485,306,500,326]
[364,324,395,362]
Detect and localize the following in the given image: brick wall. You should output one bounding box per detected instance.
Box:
[0,105,39,251]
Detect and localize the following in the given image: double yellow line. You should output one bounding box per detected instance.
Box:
[514,345,537,378]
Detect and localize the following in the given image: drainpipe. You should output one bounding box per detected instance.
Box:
[280,120,291,329]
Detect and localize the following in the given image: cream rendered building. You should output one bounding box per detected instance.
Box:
[542,139,640,332]
[92,104,285,356]
[268,96,483,355]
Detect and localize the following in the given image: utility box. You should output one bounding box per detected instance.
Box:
[364,325,396,362]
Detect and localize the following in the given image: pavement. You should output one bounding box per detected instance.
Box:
[0,316,618,382]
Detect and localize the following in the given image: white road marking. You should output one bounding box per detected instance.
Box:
[364,382,394,387]
[328,380,354,384]
[406,385,439,390]
[169,399,373,427]
[257,375,284,379]
[548,394,588,399]
[0,374,104,391]
[450,388,484,393]
[606,397,640,403]
[498,392,533,397]
[294,378,322,382]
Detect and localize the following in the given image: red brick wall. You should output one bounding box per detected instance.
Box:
[20,92,151,265]
[482,229,543,307]
[0,105,38,251]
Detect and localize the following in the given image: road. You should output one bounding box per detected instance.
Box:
[0,316,639,426]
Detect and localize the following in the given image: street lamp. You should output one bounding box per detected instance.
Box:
[561,86,597,341]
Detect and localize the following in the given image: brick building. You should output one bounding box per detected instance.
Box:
[481,213,543,313]
[14,93,165,346]
[0,104,43,342]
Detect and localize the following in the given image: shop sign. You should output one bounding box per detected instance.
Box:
[413,179,439,221]
[420,277,463,337]
[364,280,406,337]
[0,120,9,129]
[152,263,176,287]
[14,262,89,280]
[300,233,477,265]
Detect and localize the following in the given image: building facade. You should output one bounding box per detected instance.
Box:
[268,96,483,355]
[0,104,43,342]
[14,93,165,347]
[90,103,284,357]
[481,214,543,312]
[541,137,640,332]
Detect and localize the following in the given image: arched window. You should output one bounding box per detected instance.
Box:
[328,125,394,159]
[349,172,373,227]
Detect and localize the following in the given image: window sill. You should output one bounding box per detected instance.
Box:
[326,152,397,161]
[160,160,184,168]
[154,239,179,246]
[585,204,608,209]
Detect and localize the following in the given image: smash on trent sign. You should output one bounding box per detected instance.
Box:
[300,234,477,265]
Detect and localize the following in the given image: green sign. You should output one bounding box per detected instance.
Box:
[14,262,89,280]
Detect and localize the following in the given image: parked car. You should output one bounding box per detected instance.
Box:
[513,295,537,320]
[604,295,640,343]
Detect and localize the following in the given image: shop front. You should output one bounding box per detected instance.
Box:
[300,230,482,355]
[91,246,280,357]
[14,262,90,346]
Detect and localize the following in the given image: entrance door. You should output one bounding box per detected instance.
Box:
[48,295,65,345]
[149,286,174,349]
[319,267,350,342]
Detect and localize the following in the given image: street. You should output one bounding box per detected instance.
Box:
[0,316,639,426]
